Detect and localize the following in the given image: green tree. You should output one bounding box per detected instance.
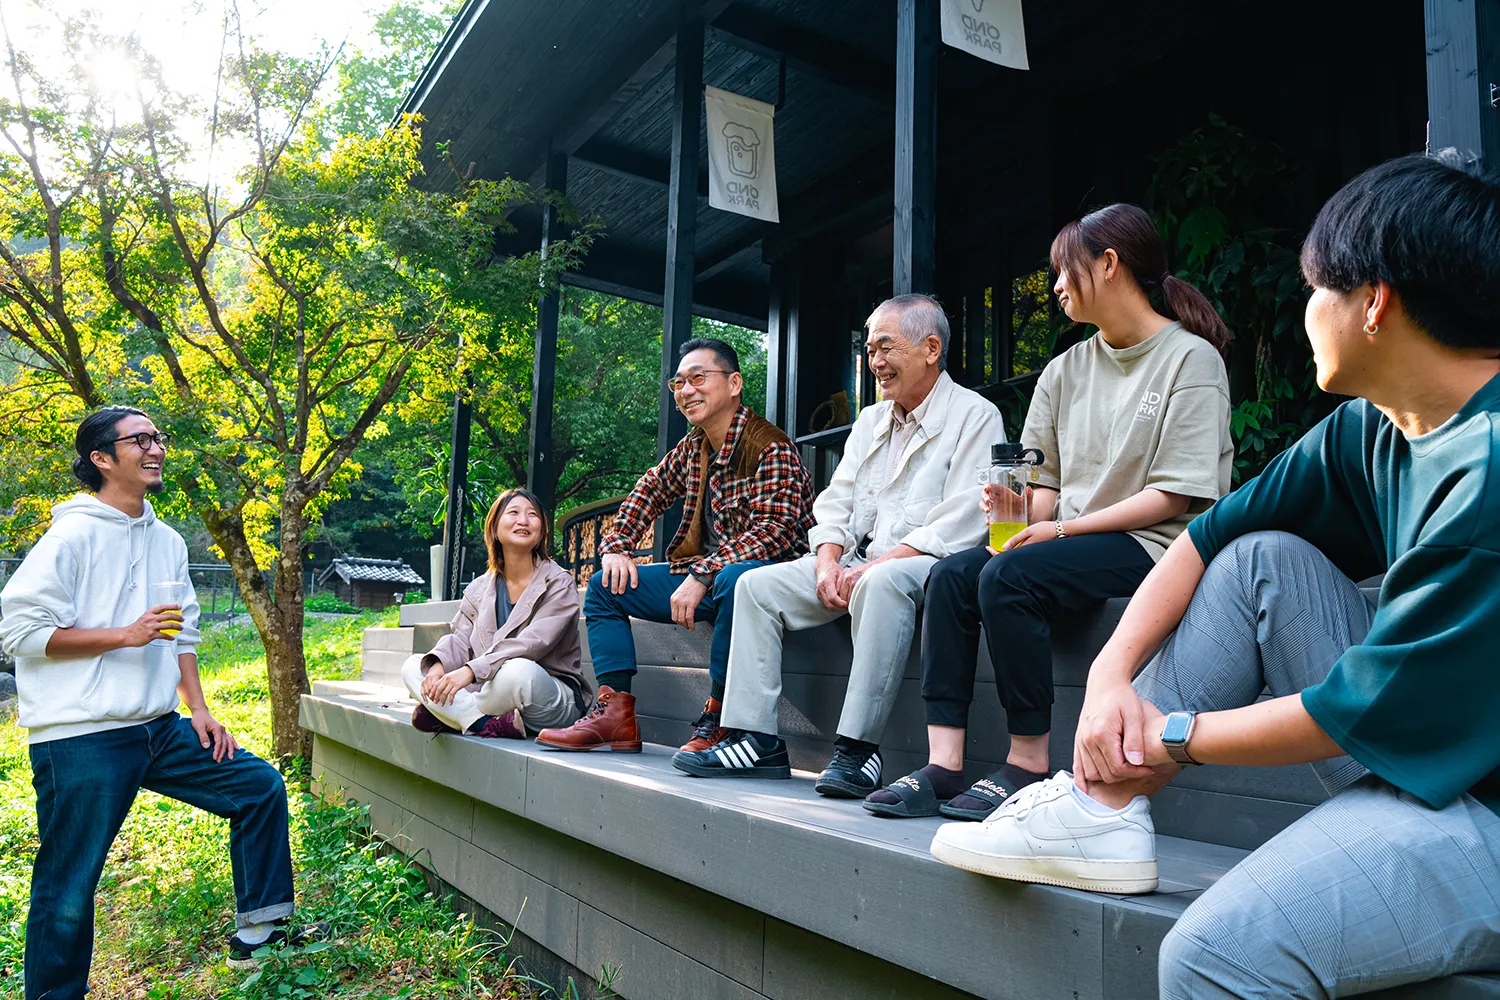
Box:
[317,0,460,142]
[0,18,590,758]
[1148,115,1329,482]
[386,290,768,550]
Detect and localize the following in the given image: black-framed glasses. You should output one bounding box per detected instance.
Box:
[667,369,731,393]
[105,431,171,452]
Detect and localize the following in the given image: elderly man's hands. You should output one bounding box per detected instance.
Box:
[815,547,847,611]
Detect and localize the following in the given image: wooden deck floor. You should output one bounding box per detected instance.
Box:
[302,682,1500,1000]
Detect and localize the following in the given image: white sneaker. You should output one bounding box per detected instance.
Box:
[929,771,1158,894]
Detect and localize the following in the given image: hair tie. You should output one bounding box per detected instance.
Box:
[1159,273,1172,284]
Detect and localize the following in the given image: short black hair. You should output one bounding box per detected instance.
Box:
[73,406,148,491]
[678,337,740,373]
[1301,149,1500,349]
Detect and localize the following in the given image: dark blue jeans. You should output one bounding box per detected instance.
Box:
[26,712,293,1000]
[584,561,770,686]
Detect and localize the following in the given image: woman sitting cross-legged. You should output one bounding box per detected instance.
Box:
[864,204,1232,819]
[402,488,590,739]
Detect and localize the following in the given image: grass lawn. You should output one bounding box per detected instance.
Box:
[0,611,566,999]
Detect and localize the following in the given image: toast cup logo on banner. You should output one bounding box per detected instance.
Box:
[941,0,1029,71]
[705,86,780,223]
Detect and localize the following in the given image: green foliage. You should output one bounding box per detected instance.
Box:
[302,591,360,614]
[0,9,594,756]
[1147,114,1332,482]
[1010,268,1066,378]
[0,611,565,998]
[381,289,768,544]
[317,1,460,143]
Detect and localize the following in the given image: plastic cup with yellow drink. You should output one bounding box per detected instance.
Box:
[980,444,1046,549]
[149,580,186,646]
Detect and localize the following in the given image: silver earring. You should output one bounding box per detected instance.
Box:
[1364,323,1379,335]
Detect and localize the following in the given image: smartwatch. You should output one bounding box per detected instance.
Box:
[1159,711,1200,766]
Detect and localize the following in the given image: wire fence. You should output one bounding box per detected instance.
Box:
[0,559,320,626]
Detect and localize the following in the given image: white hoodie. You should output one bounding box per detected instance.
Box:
[0,494,201,743]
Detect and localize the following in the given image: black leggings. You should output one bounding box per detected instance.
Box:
[920,534,1154,736]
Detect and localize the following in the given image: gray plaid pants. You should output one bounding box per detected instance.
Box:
[1134,531,1500,999]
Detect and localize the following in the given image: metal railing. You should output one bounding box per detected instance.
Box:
[0,559,321,624]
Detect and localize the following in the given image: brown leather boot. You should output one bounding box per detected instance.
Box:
[678,696,724,753]
[534,686,642,752]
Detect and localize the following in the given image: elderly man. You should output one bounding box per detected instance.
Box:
[672,294,1006,797]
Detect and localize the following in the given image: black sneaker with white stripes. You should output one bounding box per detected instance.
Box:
[814,738,882,798]
[671,729,791,779]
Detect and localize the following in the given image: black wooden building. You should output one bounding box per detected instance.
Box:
[403,0,1498,596]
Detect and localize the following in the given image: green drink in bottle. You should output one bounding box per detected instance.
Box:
[981,444,1045,549]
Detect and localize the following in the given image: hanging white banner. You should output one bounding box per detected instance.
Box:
[705,86,780,223]
[940,0,1029,71]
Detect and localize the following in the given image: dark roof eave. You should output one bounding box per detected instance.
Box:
[392,0,491,127]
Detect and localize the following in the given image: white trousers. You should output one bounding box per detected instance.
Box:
[720,553,936,743]
[401,654,579,733]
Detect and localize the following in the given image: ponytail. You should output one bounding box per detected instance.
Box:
[1051,204,1231,358]
[1159,274,1230,356]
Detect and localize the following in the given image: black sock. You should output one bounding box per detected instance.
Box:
[595,671,632,694]
[997,762,1048,788]
[746,730,780,749]
[867,764,966,804]
[835,735,879,755]
[950,762,1048,806]
[466,715,492,734]
[709,680,725,702]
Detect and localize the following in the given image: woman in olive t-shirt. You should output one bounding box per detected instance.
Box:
[864,204,1232,819]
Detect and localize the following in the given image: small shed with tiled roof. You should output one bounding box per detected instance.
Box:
[318,557,426,610]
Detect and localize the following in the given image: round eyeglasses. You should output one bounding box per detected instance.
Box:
[667,369,731,393]
[106,431,171,452]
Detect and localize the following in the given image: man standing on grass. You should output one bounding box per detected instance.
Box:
[0,406,325,998]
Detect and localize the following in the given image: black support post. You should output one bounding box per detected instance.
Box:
[441,380,472,601]
[964,283,987,385]
[894,0,938,296]
[528,150,568,515]
[1425,0,1500,169]
[655,13,705,560]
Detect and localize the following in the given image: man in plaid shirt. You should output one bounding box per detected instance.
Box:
[536,337,815,754]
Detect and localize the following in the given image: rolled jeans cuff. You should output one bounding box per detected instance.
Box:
[237,901,294,928]
[924,697,970,730]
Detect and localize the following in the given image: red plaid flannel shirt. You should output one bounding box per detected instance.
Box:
[600,405,815,577]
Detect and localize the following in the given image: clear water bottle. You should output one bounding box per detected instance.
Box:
[980,443,1045,549]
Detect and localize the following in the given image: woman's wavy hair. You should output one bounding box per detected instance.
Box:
[1050,203,1230,357]
[483,488,552,575]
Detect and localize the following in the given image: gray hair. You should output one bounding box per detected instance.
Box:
[867,294,950,370]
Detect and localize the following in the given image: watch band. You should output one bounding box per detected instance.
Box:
[1055,519,1067,539]
[1161,711,1200,766]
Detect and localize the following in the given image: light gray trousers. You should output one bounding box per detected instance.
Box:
[402,653,578,733]
[720,553,937,744]
[1137,531,1500,999]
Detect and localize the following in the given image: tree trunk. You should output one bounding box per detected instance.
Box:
[268,498,313,761]
[199,503,312,762]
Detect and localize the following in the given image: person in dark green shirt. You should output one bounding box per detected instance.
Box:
[927,151,1500,998]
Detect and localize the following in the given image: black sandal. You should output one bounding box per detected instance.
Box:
[938,766,1045,821]
[862,770,948,818]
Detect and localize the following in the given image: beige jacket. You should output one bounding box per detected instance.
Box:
[807,372,1007,562]
[425,559,588,699]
